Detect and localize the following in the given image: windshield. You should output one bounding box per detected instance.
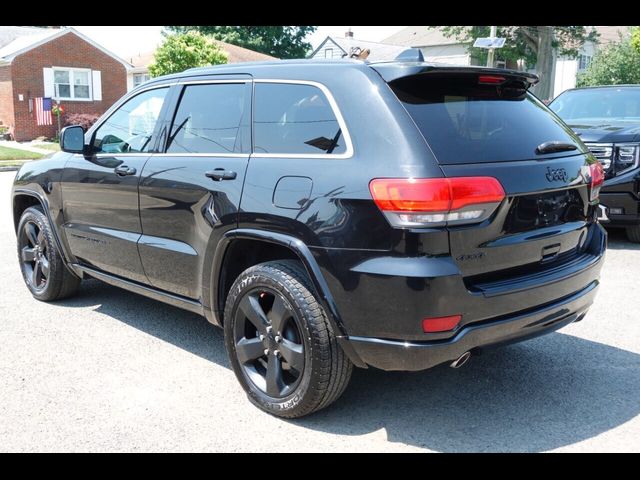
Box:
[390,74,583,165]
[550,87,640,122]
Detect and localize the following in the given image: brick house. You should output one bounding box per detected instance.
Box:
[0,27,131,141]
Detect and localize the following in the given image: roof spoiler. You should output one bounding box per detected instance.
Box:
[394,48,425,62]
[371,63,539,88]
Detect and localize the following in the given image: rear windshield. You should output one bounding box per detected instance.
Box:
[390,74,582,165]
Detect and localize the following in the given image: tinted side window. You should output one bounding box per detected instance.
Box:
[166,83,248,154]
[93,87,168,154]
[254,83,346,155]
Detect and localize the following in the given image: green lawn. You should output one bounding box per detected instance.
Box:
[0,145,44,162]
[33,142,61,152]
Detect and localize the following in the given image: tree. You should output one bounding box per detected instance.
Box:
[166,26,317,59]
[577,39,640,87]
[631,27,640,54]
[148,32,228,78]
[436,26,598,100]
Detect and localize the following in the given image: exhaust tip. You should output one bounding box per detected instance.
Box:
[450,351,471,369]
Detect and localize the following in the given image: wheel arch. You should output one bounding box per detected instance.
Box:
[207,229,367,368]
[209,229,343,332]
[12,189,74,268]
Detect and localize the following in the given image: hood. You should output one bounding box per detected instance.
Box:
[566,119,640,143]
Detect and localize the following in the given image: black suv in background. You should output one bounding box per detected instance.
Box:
[550,85,640,241]
[12,60,606,418]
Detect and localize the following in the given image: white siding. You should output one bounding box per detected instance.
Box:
[312,38,344,59]
[420,44,471,65]
[551,42,596,98]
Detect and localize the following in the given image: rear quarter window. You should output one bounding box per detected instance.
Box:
[391,75,582,164]
[254,83,347,155]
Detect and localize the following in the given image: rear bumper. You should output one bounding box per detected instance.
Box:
[349,280,598,371]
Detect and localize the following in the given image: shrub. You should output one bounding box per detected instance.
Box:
[63,113,100,131]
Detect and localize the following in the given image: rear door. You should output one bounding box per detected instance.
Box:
[137,76,252,299]
[388,73,600,284]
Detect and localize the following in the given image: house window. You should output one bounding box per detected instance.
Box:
[133,73,151,88]
[324,48,333,59]
[578,54,592,71]
[53,68,91,100]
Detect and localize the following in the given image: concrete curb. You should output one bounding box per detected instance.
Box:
[0,166,21,172]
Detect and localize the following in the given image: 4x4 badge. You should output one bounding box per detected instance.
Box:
[545,166,568,182]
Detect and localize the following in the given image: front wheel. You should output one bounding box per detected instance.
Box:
[224,260,353,418]
[17,206,81,301]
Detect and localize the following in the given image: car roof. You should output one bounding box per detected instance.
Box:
[140,58,539,88]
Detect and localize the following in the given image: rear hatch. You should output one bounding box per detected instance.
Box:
[380,66,602,292]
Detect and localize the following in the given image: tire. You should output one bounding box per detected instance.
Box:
[224,259,353,418]
[626,225,640,243]
[16,206,81,301]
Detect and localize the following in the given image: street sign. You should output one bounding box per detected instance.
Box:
[473,37,506,49]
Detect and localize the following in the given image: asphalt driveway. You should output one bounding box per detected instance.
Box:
[1,170,638,452]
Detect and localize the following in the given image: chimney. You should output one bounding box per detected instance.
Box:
[345,28,354,38]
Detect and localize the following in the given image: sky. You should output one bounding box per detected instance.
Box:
[71,26,407,59]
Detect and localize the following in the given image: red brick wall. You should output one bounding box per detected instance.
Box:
[0,65,14,133]
[11,31,127,141]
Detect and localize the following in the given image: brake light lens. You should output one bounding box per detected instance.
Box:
[422,315,462,333]
[369,177,505,227]
[478,75,506,84]
[589,162,604,202]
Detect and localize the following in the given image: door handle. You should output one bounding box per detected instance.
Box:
[206,168,237,181]
[114,165,137,176]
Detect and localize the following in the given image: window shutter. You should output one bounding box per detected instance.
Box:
[43,68,54,97]
[92,70,102,101]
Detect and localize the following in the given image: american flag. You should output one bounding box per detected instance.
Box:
[35,97,53,126]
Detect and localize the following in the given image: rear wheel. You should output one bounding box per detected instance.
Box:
[224,260,352,418]
[17,206,81,301]
[626,225,640,243]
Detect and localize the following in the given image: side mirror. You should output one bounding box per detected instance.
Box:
[60,125,86,154]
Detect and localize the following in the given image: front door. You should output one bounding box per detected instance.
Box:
[137,78,252,300]
[61,87,170,283]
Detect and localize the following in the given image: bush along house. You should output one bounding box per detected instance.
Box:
[0,27,131,141]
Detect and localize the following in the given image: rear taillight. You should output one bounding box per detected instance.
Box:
[589,162,604,202]
[369,177,505,228]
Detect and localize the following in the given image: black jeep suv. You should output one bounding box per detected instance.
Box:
[12,59,606,418]
[550,85,640,242]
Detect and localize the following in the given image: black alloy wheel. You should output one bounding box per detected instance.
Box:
[233,287,305,398]
[224,260,353,418]
[16,206,80,301]
[19,220,50,292]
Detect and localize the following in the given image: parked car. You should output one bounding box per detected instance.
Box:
[550,85,640,242]
[12,59,606,418]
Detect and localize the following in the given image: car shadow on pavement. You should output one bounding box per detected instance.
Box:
[56,279,640,453]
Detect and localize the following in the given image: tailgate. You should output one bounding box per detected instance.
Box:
[441,155,598,280]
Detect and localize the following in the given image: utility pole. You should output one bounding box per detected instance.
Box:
[487,25,497,67]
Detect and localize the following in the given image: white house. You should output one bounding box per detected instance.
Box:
[383,26,633,98]
[310,29,412,61]
[383,27,477,66]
